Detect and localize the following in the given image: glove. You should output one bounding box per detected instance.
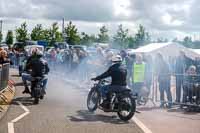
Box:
[91,78,97,81]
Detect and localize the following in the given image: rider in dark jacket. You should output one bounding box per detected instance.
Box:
[22,49,49,95]
[26,52,49,77]
[92,55,127,108]
[26,51,49,94]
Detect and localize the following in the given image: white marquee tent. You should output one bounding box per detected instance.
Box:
[133,42,200,60]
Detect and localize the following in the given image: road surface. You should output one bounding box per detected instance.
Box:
[0,69,143,133]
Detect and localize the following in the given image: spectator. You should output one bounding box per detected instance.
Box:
[175,51,186,103]
[175,51,193,103]
[182,65,198,103]
[132,54,146,104]
[126,53,135,87]
[144,54,153,94]
[156,53,172,108]
[0,49,12,64]
[71,49,79,71]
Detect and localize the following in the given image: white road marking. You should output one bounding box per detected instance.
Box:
[8,123,14,133]
[8,101,30,133]
[132,116,153,133]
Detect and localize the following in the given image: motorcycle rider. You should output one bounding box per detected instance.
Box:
[22,48,39,94]
[22,48,49,96]
[92,55,127,109]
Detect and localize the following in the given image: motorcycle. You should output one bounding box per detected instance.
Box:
[31,77,45,104]
[87,79,136,121]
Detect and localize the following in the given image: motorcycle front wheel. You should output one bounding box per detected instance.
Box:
[117,94,136,121]
[87,87,100,112]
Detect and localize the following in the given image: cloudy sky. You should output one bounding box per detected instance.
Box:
[0,0,200,40]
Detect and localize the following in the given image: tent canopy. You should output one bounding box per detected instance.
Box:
[133,42,200,60]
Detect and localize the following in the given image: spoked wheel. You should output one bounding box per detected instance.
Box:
[87,88,100,112]
[117,94,136,121]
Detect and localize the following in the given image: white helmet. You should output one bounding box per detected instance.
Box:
[36,50,43,57]
[111,55,122,62]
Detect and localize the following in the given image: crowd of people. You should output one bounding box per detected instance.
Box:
[1,44,200,108]
[24,46,200,108]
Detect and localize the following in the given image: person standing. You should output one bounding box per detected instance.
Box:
[175,51,187,103]
[132,54,146,104]
[156,53,172,108]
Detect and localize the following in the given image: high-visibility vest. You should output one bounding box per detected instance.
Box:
[133,63,145,83]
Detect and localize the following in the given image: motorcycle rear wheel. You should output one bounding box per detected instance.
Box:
[117,94,136,121]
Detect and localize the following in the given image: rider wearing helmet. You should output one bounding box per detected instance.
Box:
[92,54,127,108]
[26,50,49,97]
[22,49,49,95]
[22,48,39,94]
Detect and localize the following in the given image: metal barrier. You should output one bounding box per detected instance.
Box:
[153,73,200,108]
[0,63,10,91]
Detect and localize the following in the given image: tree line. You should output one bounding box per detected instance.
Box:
[0,21,151,49]
[0,21,200,49]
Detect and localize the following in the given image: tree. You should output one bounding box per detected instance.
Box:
[0,31,2,43]
[80,32,97,45]
[172,37,178,42]
[64,21,80,45]
[127,36,136,48]
[134,24,150,48]
[80,32,91,45]
[16,22,29,42]
[42,29,51,42]
[49,22,63,46]
[157,38,168,43]
[31,24,44,41]
[183,36,192,47]
[89,34,97,43]
[97,25,109,43]
[113,24,129,49]
[6,30,13,47]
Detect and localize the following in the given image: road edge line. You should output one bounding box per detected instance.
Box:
[132,116,153,133]
[8,101,30,133]
[8,122,14,133]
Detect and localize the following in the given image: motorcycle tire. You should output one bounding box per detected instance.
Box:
[117,94,136,121]
[87,87,100,112]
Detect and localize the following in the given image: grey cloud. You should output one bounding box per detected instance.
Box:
[0,0,200,38]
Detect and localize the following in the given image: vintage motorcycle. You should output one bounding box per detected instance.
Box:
[31,77,46,104]
[87,79,136,121]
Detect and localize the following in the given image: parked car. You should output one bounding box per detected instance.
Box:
[54,42,69,49]
[13,42,25,52]
[69,45,87,51]
[0,43,9,51]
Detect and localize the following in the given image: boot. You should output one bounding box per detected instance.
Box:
[22,86,30,94]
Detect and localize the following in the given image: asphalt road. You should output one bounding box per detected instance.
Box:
[0,69,143,133]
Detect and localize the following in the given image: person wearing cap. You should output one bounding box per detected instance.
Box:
[92,55,127,109]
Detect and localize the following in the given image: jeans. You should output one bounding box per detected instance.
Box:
[21,73,48,90]
[132,82,144,95]
[176,76,183,102]
[159,81,172,105]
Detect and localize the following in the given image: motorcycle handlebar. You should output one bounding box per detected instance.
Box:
[91,78,110,83]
